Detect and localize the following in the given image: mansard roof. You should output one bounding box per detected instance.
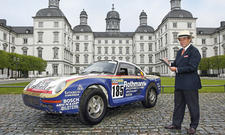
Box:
[11,27,33,34]
[93,32,134,38]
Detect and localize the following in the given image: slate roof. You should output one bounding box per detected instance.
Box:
[11,27,33,34]
[93,32,134,38]
[162,9,193,22]
[135,25,154,33]
[106,10,120,20]
[73,25,92,33]
[196,28,217,35]
[36,8,65,17]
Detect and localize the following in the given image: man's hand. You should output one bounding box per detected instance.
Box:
[163,58,171,65]
[169,67,177,72]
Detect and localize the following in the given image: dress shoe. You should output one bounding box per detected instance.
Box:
[187,127,196,134]
[164,124,181,130]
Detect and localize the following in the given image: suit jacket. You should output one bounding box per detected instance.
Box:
[171,44,202,90]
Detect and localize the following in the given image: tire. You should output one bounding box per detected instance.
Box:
[79,88,107,125]
[142,84,157,108]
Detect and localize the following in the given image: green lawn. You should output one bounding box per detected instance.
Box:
[161,77,225,93]
[0,82,30,94]
[0,77,224,94]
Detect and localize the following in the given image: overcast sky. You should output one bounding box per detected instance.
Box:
[0,0,225,32]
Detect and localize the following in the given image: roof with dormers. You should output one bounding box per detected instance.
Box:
[11,27,33,34]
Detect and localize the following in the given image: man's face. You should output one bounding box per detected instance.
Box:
[178,37,191,48]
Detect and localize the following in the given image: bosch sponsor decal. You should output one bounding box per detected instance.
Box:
[56,98,79,111]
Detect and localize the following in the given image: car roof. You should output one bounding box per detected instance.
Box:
[96,60,146,75]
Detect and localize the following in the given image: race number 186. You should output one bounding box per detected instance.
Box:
[112,85,124,99]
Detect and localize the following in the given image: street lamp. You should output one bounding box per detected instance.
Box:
[13,57,20,80]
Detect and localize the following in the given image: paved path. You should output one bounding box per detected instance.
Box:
[0,79,32,85]
[0,93,224,135]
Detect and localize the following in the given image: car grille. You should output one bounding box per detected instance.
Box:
[23,94,40,107]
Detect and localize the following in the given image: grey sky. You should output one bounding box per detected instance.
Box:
[0,0,225,32]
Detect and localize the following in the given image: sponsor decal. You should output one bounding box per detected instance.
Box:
[31,79,55,90]
[124,81,146,88]
[111,79,124,99]
[77,84,84,91]
[56,98,79,111]
[65,91,80,97]
[111,79,147,99]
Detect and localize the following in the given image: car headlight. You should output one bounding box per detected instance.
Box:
[46,81,67,94]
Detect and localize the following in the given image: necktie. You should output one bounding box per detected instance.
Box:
[181,49,185,55]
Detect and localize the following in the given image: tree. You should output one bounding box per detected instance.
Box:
[0,50,9,74]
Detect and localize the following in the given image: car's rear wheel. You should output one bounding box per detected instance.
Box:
[79,88,107,125]
[142,84,157,108]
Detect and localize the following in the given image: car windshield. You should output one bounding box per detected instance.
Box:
[81,61,118,75]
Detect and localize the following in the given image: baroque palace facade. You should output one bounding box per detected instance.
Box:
[0,0,225,77]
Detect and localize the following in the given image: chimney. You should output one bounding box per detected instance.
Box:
[220,21,225,27]
[0,19,7,26]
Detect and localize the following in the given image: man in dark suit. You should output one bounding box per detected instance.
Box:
[164,31,202,134]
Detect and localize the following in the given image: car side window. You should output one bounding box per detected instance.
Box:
[117,63,136,76]
[117,64,128,75]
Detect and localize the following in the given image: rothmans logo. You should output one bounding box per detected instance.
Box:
[124,81,146,88]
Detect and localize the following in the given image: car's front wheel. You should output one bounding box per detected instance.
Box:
[142,84,157,108]
[79,88,107,125]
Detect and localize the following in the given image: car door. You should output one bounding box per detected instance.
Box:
[111,63,147,105]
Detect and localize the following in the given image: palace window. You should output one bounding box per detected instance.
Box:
[84,54,89,63]
[37,47,43,58]
[54,22,59,27]
[148,43,153,51]
[11,46,16,53]
[112,47,115,54]
[98,47,101,54]
[76,43,80,51]
[104,47,108,54]
[22,47,28,55]
[187,22,192,28]
[3,33,7,40]
[75,55,80,63]
[149,54,153,63]
[126,47,129,54]
[38,22,43,27]
[38,32,43,43]
[173,32,178,43]
[140,54,144,64]
[119,47,123,54]
[53,47,59,59]
[52,64,58,76]
[53,32,59,43]
[202,39,206,44]
[173,22,177,28]
[140,43,144,51]
[84,43,88,51]
[23,38,28,44]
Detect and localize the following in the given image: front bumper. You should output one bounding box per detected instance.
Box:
[22,93,79,114]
